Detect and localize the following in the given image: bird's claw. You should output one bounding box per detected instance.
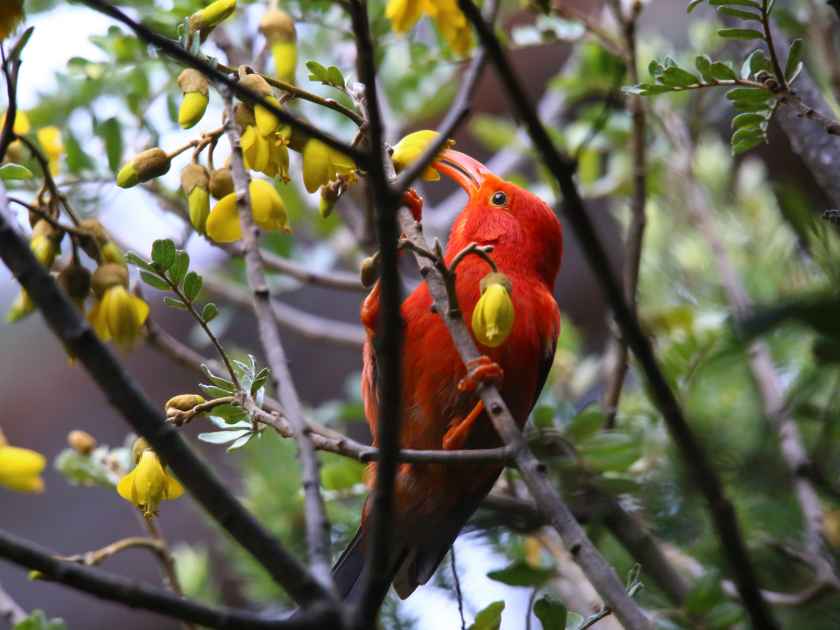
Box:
[457,356,503,393]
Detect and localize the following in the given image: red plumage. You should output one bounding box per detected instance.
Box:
[332,150,563,607]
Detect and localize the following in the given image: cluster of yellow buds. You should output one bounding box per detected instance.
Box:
[177,69,210,129]
[386,0,472,56]
[0,0,24,42]
[259,8,297,84]
[207,178,290,243]
[471,272,515,348]
[117,438,183,518]
[87,261,149,348]
[0,429,46,494]
[116,147,172,189]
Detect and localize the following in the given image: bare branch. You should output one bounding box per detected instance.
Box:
[455,1,777,627]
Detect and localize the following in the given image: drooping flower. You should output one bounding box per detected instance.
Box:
[259,9,297,84]
[0,1,24,42]
[471,272,515,348]
[391,130,454,181]
[181,163,211,233]
[36,127,63,175]
[302,139,355,193]
[241,125,289,180]
[0,431,46,494]
[87,264,149,348]
[117,447,183,518]
[206,178,291,243]
[188,0,237,40]
[30,220,61,269]
[386,0,472,56]
[177,69,210,130]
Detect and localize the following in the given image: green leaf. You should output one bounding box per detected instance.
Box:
[251,367,271,396]
[533,596,567,630]
[731,112,766,129]
[201,364,234,390]
[709,0,761,7]
[717,28,764,40]
[163,296,188,310]
[709,61,738,81]
[742,49,770,79]
[326,66,345,89]
[139,270,170,291]
[731,130,765,155]
[685,570,725,615]
[566,408,606,442]
[198,429,250,445]
[199,383,233,398]
[151,239,176,270]
[64,131,94,174]
[717,6,761,21]
[124,251,153,271]
[469,601,505,630]
[183,271,203,302]
[168,250,190,286]
[726,87,771,102]
[487,561,554,587]
[7,27,35,64]
[321,458,364,490]
[209,403,248,422]
[577,432,641,472]
[202,302,219,323]
[695,55,714,81]
[660,66,701,88]
[0,163,33,180]
[785,38,803,82]
[95,116,123,173]
[13,610,67,630]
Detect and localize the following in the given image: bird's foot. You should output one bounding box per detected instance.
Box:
[457,356,503,393]
[402,188,423,222]
[443,401,485,450]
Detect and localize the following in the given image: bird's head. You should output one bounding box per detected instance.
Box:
[434,149,563,286]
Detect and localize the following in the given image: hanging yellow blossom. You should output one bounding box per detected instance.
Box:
[241,125,289,180]
[471,272,515,348]
[391,130,454,181]
[260,9,297,84]
[0,1,24,42]
[386,0,472,56]
[0,431,46,494]
[302,139,355,194]
[117,448,183,518]
[36,127,64,176]
[206,178,290,243]
[87,264,149,348]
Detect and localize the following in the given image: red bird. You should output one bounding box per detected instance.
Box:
[333,149,563,608]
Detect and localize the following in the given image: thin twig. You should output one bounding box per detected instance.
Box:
[455,1,777,627]
[0,529,333,630]
[450,547,467,630]
[223,93,336,597]
[0,203,332,609]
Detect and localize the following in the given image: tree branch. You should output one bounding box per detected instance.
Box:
[455,1,778,627]
[0,530,332,630]
[223,93,336,596]
[0,202,331,610]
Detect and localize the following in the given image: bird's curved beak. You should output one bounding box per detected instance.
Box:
[433,149,489,194]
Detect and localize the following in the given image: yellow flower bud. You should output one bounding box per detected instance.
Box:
[302,139,355,194]
[177,69,210,129]
[238,74,280,137]
[87,283,149,348]
[209,167,235,199]
[117,148,171,188]
[165,394,206,418]
[0,0,24,42]
[36,126,63,176]
[100,241,126,266]
[0,442,45,493]
[117,448,184,518]
[259,9,297,84]
[188,0,237,40]
[181,163,211,232]
[30,220,60,268]
[6,289,33,323]
[206,178,290,243]
[471,273,515,348]
[67,430,97,455]
[91,263,128,298]
[392,130,453,181]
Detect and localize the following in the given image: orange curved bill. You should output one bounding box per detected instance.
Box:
[433,149,490,193]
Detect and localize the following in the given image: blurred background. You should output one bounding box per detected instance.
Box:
[2,0,840,628]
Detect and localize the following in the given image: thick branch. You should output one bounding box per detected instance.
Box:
[0,530,331,630]
[224,94,335,595]
[455,1,778,627]
[0,204,330,609]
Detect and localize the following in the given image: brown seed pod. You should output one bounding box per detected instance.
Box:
[180,162,210,195]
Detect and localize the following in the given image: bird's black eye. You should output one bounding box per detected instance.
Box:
[490,191,507,206]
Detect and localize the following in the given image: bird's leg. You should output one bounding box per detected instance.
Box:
[443,400,485,450]
[457,356,503,393]
[402,188,423,222]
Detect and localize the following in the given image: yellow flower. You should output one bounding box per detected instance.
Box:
[88,284,149,348]
[36,127,63,176]
[385,0,472,55]
[471,273,515,348]
[1,109,29,135]
[392,130,454,181]
[0,0,24,41]
[117,148,171,188]
[241,125,289,179]
[0,431,46,493]
[302,139,355,193]
[188,0,237,39]
[260,9,297,84]
[117,449,183,518]
[206,178,291,243]
[177,69,210,129]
